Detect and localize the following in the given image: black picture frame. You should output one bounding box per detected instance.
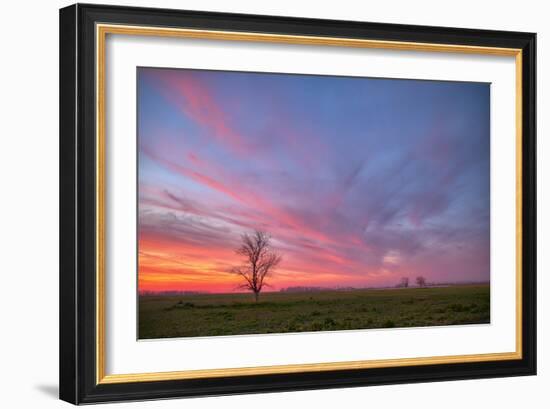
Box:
[60,3,536,404]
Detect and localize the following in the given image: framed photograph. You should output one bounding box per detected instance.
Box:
[59,3,536,404]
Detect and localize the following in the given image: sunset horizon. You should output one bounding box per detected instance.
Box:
[137,67,490,294]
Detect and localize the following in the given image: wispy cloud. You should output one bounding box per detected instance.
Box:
[137,68,490,292]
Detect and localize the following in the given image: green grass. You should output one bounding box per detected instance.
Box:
[138,284,490,339]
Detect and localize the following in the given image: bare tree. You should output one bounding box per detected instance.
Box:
[397,277,409,288]
[416,276,427,287]
[230,231,282,302]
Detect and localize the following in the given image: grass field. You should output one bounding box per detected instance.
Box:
[138,284,490,339]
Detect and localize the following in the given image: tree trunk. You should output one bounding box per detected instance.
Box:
[254,291,259,303]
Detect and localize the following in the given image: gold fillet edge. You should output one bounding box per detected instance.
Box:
[99,352,521,384]
[96,23,106,384]
[96,23,521,56]
[515,51,523,359]
[95,23,524,385]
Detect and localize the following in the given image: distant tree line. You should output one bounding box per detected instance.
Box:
[280,286,358,293]
[139,290,207,296]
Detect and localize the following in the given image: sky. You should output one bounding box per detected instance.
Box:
[137,67,490,294]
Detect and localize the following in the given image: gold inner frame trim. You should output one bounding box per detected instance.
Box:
[95,23,523,385]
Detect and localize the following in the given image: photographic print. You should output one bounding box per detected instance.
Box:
[137,67,490,339]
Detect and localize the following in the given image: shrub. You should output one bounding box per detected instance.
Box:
[324,317,336,326]
[176,301,195,308]
[448,303,469,313]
